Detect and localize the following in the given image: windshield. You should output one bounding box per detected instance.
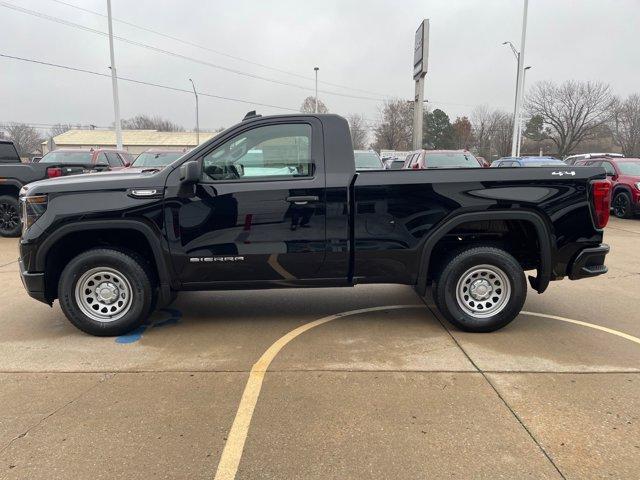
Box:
[354,151,383,170]
[425,152,480,168]
[133,151,184,167]
[41,150,93,164]
[617,162,640,176]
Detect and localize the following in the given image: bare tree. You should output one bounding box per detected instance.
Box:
[492,112,514,158]
[300,96,328,114]
[347,114,368,149]
[122,114,184,132]
[471,105,509,160]
[3,123,44,156]
[49,123,76,138]
[610,93,640,157]
[372,99,413,151]
[526,80,614,157]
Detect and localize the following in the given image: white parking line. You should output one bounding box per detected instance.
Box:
[213,307,640,480]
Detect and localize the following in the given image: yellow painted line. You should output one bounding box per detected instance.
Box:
[213,304,422,480]
[522,310,640,346]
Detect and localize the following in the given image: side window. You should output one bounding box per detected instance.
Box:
[202,123,312,181]
[106,152,123,167]
[96,152,109,165]
[601,162,616,176]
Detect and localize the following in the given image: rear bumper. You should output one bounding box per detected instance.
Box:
[568,244,609,280]
[19,257,48,304]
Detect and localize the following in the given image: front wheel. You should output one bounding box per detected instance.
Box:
[58,248,154,336]
[433,247,527,333]
[612,191,632,219]
[0,195,21,237]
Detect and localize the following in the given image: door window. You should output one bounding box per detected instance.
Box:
[106,152,123,167]
[202,123,312,181]
[601,161,616,176]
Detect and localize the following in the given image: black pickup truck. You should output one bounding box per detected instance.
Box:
[18,113,611,336]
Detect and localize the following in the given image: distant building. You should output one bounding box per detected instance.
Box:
[42,129,219,155]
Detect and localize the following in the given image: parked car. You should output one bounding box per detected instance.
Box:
[564,153,623,166]
[131,149,187,169]
[354,150,384,170]
[0,148,134,237]
[18,113,610,336]
[491,156,566,167]
[403,150,483,169]
[40,148,134,170]
[0,140,21,164]
[574,157,640,218]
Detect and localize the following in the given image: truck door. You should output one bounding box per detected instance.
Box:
[165,119,327,285]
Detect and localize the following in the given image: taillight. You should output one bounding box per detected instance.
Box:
[591,179,611,229]
[47,167,63,178]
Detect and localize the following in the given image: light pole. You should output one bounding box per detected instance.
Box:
[106,0,122,150]
[516,66,532,157]
[502,40,520,153]
[314,67,319,113]
[512,0,529,156]
[189,78,199,145]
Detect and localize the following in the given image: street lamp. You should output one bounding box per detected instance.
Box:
[516,66,532,156]
[314,67,319,113]
[189,78,199,145]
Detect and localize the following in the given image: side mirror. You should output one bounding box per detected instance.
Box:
[179,160,200,183]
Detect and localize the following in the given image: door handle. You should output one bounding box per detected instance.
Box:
[286,195,319,205]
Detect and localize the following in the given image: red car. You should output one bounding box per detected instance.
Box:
[403,149,483,169]
[575,157,640,218]
[39,148,134,174]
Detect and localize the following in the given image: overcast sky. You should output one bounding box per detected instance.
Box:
[2,0,639,134]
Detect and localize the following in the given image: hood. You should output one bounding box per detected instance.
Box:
[21,168,167,196]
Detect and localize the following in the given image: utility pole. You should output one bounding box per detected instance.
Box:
[511,0,529,157]
[502,40,520,154]
[189,78,199,145]
[516,66,531,157]
[106,0,122,150]
[412,19,429,150]
[314,67,319,113]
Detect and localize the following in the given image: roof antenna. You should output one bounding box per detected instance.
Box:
[243,110,261,120]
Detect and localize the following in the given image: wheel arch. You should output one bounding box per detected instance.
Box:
[36,219,176,303]
[415,210,553,296]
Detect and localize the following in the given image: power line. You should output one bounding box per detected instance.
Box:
[49,0,390,98]
[0,1,386,102]
[0,53,299,111]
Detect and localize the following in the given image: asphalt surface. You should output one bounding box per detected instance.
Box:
[0,217,639,479]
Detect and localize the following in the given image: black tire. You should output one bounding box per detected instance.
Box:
[433,246,527,333]
[58,248,154,336]
[612,191,632,219]
[0,195,21,238]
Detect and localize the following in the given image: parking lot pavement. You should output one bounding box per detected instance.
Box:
[0,218,639,479]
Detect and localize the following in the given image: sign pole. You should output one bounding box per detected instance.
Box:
[412,19,429,150]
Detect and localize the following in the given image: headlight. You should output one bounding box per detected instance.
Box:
[21,195,47,234]
[635,182,640,191]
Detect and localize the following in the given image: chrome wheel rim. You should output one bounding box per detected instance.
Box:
[455,264,511,318]
[75,267,132,322]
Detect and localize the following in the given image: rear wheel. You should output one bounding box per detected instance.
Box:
[612,191,632,219]
[58,248,154,336]
[0,195,21,237]
[433,246,527,332]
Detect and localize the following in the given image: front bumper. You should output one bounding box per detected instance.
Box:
[19,257,48,304]
[568,244,609,280]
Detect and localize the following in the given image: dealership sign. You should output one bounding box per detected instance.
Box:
[413,19,429,80]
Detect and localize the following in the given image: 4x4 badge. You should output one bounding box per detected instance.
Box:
[551,171,575,176]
